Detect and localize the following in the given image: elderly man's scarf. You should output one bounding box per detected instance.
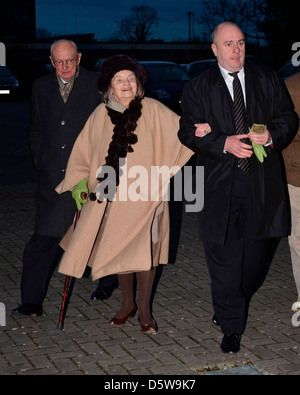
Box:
[92,96,142,203]
[57,67,79,103]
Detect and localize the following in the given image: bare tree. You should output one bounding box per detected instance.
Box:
[196,0,267,42]
[36,27,54,42]
[263,0,299,67]
[113,5,159,43]
[196,0,297,67]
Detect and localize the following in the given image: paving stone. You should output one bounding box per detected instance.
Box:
[201,364,262,375]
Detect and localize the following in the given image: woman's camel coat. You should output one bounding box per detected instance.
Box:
[56,97,193,280]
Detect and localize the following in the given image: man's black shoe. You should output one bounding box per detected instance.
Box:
[212,314,219,326]
[220,333,241,353]
[12,304,43,317]
[91,280,118,300]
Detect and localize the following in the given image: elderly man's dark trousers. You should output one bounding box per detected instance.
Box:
[20,234,117,306]
[20,234,62,305]
[203,169,274,335]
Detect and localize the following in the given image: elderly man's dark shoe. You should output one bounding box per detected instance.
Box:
[12,304,43,317]
[91,279,119,300]
[221,333,241,353]
[212,314,219,326]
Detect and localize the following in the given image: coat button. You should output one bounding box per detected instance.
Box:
[62,144,66,149]
[61,120,65,125]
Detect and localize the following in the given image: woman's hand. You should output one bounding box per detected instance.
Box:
[194,122,211,137]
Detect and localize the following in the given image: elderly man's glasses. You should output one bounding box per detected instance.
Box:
[52,58,78,66]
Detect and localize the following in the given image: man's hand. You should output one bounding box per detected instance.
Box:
[224,134,253,158]
[72,177,88,211]
[249,129,271,145]
[248,125,269,163]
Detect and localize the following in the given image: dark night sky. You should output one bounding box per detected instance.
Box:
[36,0,205,41]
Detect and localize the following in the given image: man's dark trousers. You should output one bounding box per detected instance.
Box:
[203,168,272,335]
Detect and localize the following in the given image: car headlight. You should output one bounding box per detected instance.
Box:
[156,89,171,99]
[13,80,19,88]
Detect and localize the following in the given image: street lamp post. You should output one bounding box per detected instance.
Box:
[187,11,194,42]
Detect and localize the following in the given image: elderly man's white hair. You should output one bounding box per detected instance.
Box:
[50,39,78,56]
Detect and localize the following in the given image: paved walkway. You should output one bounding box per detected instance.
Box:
[0,182,300,376]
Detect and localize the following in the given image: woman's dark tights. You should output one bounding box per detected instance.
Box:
[116,268,157,324]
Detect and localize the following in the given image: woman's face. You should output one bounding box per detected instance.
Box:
[110,70,137,107]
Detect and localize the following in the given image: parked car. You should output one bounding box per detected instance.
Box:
[94,58,107,71]
[0,65,19,96]
[31,64,54,81]
[138,61,191,114]
[277,60,300,82]
[185,59,215,78]
[245,55,269,67]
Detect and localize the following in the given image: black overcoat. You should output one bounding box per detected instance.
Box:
[29,66,102,237]
[178,61,298,244]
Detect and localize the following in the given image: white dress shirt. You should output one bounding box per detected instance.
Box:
[218,62,272,147]
[218,63,246,104]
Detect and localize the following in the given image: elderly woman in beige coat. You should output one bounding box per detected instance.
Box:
[56,55,193,333]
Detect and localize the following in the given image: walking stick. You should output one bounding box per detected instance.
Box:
[57,193,86,330]
[57,274,76,330]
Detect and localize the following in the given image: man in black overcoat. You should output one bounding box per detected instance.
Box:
[13,40,117,317]
[178,22,298,353]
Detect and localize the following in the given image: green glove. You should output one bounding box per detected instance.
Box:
[252,142,267,163]
[72,177,88,210]
[250,124,267,163]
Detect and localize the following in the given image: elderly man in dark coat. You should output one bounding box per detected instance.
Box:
[13,40,117,317]
[178,22,298,353]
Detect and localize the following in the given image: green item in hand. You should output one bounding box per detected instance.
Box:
[72,177,88,210]
[251,123,267,163]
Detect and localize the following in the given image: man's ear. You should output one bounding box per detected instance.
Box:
[211,43,217,58]
[49,56,55,68]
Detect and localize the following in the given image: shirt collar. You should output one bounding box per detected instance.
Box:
[57,66,80,85]
[218,63,245,81]
[60,77,69,84]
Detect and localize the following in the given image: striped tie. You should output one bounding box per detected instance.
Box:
[229,72,251,175]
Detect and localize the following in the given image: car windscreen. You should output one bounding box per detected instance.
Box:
[145,65,190,82]
[0,66,13,76]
